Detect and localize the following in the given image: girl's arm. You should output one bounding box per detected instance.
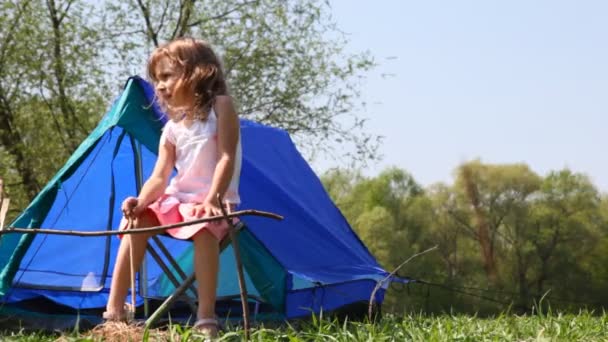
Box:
[126,137,176,217]
[200,95,240,215]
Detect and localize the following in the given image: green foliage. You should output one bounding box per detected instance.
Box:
[0,0,111,220]
[0,0,378,220]
[102,0,380,163]
[322,162,608,315]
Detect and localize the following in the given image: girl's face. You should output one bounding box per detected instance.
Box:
[154,57,191,109]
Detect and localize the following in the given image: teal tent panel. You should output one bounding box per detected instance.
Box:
[150,243,260,300]
[238,229,286,311]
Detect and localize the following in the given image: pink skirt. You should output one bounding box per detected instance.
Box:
[119,195,235,241]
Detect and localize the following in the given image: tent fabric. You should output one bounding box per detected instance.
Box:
[0,76,394,321]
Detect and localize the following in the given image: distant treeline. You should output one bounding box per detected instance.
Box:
[321,162,608,315]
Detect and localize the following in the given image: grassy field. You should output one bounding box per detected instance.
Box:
[1,311,607,341]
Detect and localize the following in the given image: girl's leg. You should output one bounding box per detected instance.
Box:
[106,210,159,315]
[192,229,220,320]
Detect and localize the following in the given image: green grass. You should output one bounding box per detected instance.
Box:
[2,311,608,341]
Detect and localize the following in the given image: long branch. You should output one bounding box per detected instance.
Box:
[0,209,282,237]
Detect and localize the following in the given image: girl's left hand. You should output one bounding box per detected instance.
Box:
[191,199,222,218]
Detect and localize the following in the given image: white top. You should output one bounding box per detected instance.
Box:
[159,108,241,204]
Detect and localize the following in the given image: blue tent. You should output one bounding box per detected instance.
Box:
[0,77,390,328]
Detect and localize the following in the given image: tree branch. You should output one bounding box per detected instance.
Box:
[155,0,172,37]
[37,77,70,149]
[0,0,32,67]
[47,0,82,150]
[186,0,259,28]
[0,88,40,197]
[136,0,159,47]
[171,0,196,39]
[224,38,254,76]
[57,0,76,25]
[447,208,478,240]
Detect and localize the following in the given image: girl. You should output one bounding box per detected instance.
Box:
[103,37,241,338]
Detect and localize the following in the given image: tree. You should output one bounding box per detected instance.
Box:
[454,160,541,288]
[0,0,378,219]
[102,0,379,163]
[0,0,41,202]
[322,168,436,311]
[321,167,425,266]
[524,170,603,308]
[323,164,608,314]
[0,0,111,220]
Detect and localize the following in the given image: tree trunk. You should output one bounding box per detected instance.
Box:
[0,91,40,199]
[47,0,79,151]
[461,166,500,286]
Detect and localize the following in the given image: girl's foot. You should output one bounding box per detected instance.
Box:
[101,310,128,322]
[102,303,134,323]
[193,318,219,339]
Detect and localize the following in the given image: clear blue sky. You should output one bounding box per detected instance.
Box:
[313,0,608,192]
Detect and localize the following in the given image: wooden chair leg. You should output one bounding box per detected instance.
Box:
[228,223,250,339]
[0,199,9,230]
[0,196,10,231]
[219,201,250,340]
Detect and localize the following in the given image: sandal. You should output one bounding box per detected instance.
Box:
[193,318,219,339]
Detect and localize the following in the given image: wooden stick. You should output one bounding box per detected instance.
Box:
[0,210,283,237]
[127,218,136,320]
[0,197,9,231]
[219,194,250,340]
[0,179,8,230]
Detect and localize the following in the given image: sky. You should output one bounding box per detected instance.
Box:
[311,0,608,192]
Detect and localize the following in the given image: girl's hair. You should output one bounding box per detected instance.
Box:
[147,37,227,121]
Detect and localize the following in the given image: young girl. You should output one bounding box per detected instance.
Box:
[103,37,241,337]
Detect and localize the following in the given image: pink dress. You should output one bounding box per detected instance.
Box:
[121,108,242,241]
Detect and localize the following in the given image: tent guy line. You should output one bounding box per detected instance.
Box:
[368,245,438,320]
[0,209,283,237]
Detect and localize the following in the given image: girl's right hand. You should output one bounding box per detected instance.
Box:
[121,196,140,219]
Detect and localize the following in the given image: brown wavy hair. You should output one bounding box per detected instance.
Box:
[147,37,227,121]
